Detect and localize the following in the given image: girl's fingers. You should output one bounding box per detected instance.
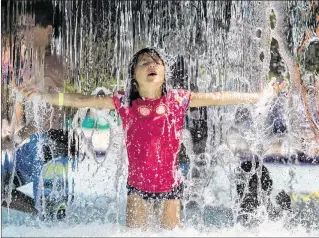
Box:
[274,81,287,94]
[279,81,287,92]
[269,78,287,94]
[26,89,37,98]
[262,78,287,100]
[25,91,33,98]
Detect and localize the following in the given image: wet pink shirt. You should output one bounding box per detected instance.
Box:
[113,89,191,193]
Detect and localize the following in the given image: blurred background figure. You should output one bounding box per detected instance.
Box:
[1,1,73,219]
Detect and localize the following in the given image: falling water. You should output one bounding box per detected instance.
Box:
[2,0,319,236]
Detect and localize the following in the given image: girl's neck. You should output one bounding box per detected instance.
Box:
[139,87,162,99]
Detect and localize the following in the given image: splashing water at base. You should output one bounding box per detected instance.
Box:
[2,209,319,237]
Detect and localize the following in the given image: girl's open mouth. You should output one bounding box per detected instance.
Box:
[148,71,157,76]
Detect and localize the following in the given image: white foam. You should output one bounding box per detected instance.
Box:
[2,221,318,237]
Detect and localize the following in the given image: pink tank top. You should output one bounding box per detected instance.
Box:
[113,89,191,192]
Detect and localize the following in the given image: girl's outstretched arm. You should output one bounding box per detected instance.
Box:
[189,80,286,108]
[40,92,115,109]
[20,86,115,109]
[190,91,260,107]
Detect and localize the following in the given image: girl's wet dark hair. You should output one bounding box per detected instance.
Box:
[126,47,167,106]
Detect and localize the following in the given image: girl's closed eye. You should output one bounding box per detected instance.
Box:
[137,61,149,66]
[138,61,156,66]
[137,58,163,67]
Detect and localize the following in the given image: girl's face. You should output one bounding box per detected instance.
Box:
[134,53,165,90]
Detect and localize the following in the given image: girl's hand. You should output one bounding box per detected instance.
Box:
[262,78,287,99]
[19,85,38,98]
[273,79,287,94]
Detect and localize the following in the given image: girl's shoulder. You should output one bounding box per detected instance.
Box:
[112,91,127,109]
[113,91,125,101]
[167,88,191,102]
[167,89,191,110]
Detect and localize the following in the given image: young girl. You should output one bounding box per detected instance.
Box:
[21,47,285,229]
